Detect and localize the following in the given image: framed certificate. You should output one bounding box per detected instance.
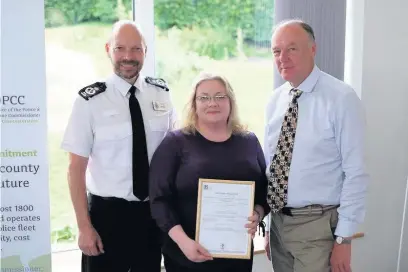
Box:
[195,178,255,259]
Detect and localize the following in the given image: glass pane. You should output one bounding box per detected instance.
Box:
[44,0,133,265]
[154,0,275,251]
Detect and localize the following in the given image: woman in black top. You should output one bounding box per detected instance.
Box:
[149,72,270,272]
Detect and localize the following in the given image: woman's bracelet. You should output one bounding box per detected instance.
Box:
[254,209,262,223]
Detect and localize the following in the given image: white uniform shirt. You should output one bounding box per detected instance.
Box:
[61,73,177,201]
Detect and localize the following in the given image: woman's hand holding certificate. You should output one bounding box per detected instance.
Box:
[169,225,213,263]
[246,211,261,239]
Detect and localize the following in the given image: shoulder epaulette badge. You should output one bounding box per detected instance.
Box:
[145,77,169,92]
[78,82,107,100]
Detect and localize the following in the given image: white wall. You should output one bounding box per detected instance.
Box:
[345,0,408,271]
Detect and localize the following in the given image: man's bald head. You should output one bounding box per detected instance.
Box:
[105,20,147,84]
[272,19,315,45]
[108,20,147,50]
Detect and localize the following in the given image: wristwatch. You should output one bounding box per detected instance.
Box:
[335,236,352,245]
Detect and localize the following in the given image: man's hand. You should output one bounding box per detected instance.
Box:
[330,243,351,272]
[78,225,104,256]
[264,231,271,261]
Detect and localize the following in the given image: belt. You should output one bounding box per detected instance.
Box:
[89,193,148,204]
[281,204,339,216]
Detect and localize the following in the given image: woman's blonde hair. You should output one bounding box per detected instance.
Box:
[182,72,247,134]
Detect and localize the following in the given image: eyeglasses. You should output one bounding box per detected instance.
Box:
[196,95,229,103]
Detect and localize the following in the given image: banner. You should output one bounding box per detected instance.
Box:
[0,0,52,271]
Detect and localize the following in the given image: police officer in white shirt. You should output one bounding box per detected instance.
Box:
[61,20,177,272]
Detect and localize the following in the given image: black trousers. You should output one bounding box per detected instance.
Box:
[163,254,253,272]
[81,194,162,272]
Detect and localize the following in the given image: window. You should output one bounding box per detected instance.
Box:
[151,1,274,148]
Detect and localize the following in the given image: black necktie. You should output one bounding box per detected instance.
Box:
[128,86,149,200]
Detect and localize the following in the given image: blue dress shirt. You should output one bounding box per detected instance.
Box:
[264,65,369,237]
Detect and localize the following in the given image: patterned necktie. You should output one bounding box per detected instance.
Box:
[128,86,149,200]
[267,88,303,213]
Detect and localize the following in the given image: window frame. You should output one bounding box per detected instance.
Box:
[133,0,155,77]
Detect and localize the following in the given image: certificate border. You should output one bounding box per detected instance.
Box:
[195,178,255,259]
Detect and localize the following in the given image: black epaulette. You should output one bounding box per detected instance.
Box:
[145,77,169,92]
[78,82,107,100]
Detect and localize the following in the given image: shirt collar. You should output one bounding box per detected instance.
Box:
[288,65,321,94]
[109,73,144,97]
